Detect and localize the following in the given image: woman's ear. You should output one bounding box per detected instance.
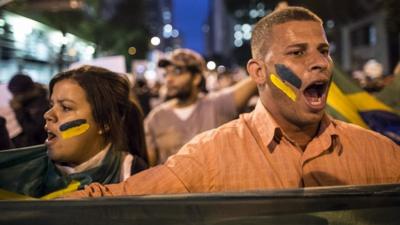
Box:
[98,124,110,135]
[247,59,267,85]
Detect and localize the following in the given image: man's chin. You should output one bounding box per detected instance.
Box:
[166,91,178,100]
[303,111,325,125]
[288,110,325,128]
[167,92,192,102]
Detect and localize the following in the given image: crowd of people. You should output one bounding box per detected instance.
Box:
[0,6,399,200]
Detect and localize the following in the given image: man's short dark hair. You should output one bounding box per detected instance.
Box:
[251,6,322,60]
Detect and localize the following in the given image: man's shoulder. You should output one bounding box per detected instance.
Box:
[332,118,396,145]
[333,118,376,135]
[146,100,175,121]
[185,116,248,146]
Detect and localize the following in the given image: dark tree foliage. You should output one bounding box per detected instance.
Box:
[4,0,149,59]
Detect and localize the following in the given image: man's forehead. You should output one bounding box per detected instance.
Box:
[270,21,327,46]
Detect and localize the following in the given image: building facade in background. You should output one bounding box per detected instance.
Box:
[0,11,95,84]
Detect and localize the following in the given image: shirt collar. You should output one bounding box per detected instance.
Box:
[249,100,341,154]
[311,114,342,156]
[250,100,282,151]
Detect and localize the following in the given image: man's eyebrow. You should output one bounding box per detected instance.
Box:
[285,43,308,49]
[285,43,330,50]
[318,43,330,49]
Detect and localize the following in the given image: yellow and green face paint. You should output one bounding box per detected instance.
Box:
[59,119,90,139]
[270,64,302,102]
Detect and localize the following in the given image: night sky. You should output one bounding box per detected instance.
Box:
[172,0,210,54]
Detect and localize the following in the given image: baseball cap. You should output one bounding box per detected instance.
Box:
[158,48,206,74]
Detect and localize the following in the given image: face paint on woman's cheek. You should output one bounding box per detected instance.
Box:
[59,119,90,139]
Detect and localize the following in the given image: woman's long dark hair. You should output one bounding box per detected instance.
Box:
[49,65,148,163]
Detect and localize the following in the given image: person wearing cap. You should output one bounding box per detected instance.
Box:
[63,6,400,198]
[145,48,257,165]
[7,73,49,147]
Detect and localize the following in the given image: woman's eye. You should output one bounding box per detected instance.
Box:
[61,105,72,112]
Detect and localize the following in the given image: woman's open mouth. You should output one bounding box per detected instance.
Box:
[303,81,329,111]
[46,131,58,145]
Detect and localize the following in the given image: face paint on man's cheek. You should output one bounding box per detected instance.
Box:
[270,73,297,101]
[269,64,303,102]
[275,64,302,89]
[59,119,90,139]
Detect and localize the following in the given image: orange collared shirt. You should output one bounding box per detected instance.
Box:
[66,101,400,198]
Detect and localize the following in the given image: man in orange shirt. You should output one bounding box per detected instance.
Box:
[64,6,400,198]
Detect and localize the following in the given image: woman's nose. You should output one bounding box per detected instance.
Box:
[43,108,57,123]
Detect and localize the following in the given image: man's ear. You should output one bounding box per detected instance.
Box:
[192,73,202,87]
[247,59,267,85]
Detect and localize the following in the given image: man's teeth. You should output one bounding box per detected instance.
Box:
[309,97,322,105]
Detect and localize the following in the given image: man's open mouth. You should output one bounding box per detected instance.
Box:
[303,81,329,110]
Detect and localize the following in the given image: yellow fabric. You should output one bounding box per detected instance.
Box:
[0,180,80,200]
[347,92,394,112]
[61,123,90,139]
[0,188,36,200]
[40,180,81,200]
[270,73,297,101]
[327,83,369,128]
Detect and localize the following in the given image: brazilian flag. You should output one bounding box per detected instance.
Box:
[326,67,400,144]
[0,144,123,200]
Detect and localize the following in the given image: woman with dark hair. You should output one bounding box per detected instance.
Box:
[0,65,148,199]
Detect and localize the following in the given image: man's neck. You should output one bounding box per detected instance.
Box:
[262,99,320,150]
[283,122,320,150]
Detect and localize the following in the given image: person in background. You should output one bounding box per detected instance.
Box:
[375,61,400,112]
[362,59,385,92]
[145,48,257,165]
[64,6,400,198]
[7,73,49,147]
[0,116,12,150]
[217,70,237,90]
[133,79,152,117]
[0,66,148,198]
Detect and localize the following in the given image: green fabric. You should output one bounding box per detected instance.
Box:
[0,144,123,198]
[326,67,400,144]
[325,105,350,123]
[331,67,363,94]
[375,74,400,112]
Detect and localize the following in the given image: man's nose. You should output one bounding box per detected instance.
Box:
[164,73,175,84]
[308,52,330,73]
